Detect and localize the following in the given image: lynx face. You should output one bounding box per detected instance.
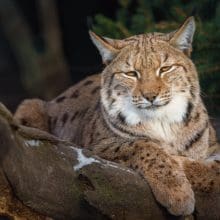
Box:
[90,17,199,125]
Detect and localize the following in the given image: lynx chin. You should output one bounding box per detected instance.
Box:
[15,17,220,216]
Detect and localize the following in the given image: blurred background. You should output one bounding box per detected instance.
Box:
[0,0,219,117]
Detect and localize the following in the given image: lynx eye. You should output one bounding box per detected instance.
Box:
[123,71,138,78]
[159,66,174,76]
[159,66,172,74]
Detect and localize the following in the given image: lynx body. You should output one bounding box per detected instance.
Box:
[15,17,219,216]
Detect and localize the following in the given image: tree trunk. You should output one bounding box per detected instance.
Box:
[0,0,70,99]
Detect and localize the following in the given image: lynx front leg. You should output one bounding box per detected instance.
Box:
[91,140,195,216]
[127,141,195,216]
[183,153,220,194]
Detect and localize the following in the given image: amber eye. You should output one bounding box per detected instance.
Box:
[159,66,172,75]
[124,71,138,78]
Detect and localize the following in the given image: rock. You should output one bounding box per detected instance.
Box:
[0,102,219,220]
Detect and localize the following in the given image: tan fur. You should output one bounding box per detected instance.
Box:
[14,17,220,216]
[14,99,49,132]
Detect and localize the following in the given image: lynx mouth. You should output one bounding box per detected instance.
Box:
[136,101,170,110]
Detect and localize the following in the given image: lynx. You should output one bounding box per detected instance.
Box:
[15,17,219,216]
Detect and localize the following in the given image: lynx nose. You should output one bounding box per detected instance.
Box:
[143,92,157,102]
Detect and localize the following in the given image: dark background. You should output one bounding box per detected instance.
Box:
[0,0,118,110]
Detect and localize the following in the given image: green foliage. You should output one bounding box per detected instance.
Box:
[93,0,220,114]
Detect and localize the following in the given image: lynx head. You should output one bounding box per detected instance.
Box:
[90,17,200,126]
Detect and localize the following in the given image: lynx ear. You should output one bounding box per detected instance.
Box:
[89,31,121,64]
[170,17,196,56]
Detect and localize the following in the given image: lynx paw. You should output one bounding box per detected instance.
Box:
[152,182,195,216]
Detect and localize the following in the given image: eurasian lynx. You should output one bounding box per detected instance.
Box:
[15,17,219,216]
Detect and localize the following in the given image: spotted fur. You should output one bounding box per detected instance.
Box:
[14,17,220,216]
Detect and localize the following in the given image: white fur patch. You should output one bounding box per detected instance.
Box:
[109,96,142,125]
[145,120,175,142]
[138,95,188,141]
[106,93,187,125]
[102,85,188,142]
[144,95,188,123]
[103,87,189,140]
